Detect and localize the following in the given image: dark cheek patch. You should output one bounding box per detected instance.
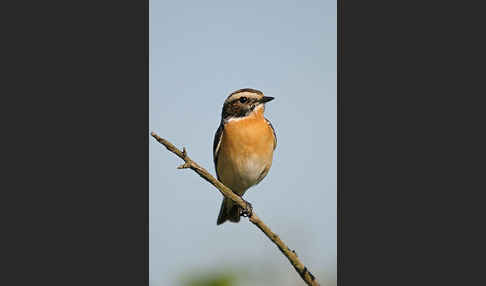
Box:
[222,98,259,119]
[230,103,243,116]
[224,102,247,118]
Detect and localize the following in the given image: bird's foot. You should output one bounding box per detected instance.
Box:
[240,200,253,218]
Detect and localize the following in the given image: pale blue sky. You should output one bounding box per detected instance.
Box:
[150,1,336,285]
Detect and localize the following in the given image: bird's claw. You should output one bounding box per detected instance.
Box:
[240,200,253,218]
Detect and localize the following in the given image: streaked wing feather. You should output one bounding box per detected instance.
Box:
[265,117,277,150]
[213,122,224,179]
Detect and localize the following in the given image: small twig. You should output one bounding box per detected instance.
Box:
[151,132,320,286]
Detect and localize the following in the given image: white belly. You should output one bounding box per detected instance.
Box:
[217,152,271,195]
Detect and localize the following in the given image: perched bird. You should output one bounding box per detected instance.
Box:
[213,88,277,225]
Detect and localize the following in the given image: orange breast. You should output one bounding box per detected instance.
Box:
[217,112,275,194]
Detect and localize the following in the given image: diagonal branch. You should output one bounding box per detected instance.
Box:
[151,131,320,286]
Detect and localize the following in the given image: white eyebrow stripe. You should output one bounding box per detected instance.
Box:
[225,92,262,103]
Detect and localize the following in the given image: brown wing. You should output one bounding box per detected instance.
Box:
[265,117,277,150]
[213,122,224,179]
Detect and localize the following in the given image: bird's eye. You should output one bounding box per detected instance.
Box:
[239,97,248,103]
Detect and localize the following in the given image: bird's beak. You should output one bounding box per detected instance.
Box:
[260,96,275,103]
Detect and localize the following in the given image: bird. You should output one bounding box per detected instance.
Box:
[213,88,277,225]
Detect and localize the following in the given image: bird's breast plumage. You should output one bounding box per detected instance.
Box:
[216,114,275,195]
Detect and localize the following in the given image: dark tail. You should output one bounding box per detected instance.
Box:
[216,197,241,225]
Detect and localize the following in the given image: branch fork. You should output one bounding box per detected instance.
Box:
[176,147,192,169]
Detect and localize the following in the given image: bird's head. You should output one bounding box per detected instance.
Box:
[221,88,274,121]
